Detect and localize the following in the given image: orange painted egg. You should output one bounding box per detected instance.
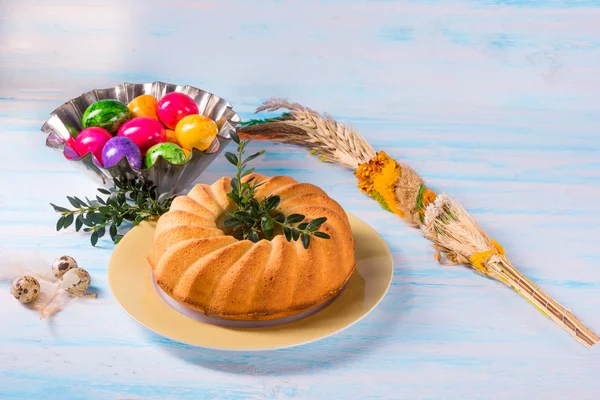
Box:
[128,94,159,120]
[165,129,178,144]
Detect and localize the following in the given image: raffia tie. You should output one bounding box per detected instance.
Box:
[470,239,505,274]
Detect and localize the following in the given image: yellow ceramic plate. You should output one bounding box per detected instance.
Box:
[108,213,393,351]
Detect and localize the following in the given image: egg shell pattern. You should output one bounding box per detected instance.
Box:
[59,268,91,294]
[81,99,131,133]
[11,276,40,304]
[52,255,78,279]
[102,136,143,169]
[144,142,187,169]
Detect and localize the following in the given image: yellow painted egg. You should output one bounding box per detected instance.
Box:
[175,115,218,152]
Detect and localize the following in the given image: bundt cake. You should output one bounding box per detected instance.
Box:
[147,174,356,321]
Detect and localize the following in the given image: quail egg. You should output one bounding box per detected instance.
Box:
[52,255,78,279]
[59,267,90,295]
[11,276,40,304]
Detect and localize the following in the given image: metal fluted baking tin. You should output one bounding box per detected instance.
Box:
[41,81,240,195]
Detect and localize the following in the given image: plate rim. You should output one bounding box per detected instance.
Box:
[108,211,394,351]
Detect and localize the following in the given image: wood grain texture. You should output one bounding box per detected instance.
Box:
[1,0,599,398]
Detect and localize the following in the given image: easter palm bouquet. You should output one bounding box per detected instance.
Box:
[237,99,599,348]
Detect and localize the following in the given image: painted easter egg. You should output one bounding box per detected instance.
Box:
[144,142,187,169]
[117,117,166,155]
[165,129,178,144]
[182,148,191,159]
[75,127,113,164]
[81,99,131,133]
[175,114,218,152]
[64,133,79,160]
[64,144,79,160]
[102,136,143,169]
[128,94,159,120]
[66,125,80,139]
[157,92,199,129]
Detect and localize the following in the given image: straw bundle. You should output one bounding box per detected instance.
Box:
[238,99,598,348]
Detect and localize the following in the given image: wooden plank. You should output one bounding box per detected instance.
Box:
[1,0,599,398]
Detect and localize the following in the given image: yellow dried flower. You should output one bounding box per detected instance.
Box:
[356,151,404,217]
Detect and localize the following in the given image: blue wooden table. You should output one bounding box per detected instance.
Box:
[1,1,599,398]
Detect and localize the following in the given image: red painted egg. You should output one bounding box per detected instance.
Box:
[117,117,166,155]
[74,127,113,164]
[157,92,199,130]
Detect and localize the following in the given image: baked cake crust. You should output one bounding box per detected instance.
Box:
[147,174,356,321]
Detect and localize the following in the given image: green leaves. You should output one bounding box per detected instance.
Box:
[75,215,83,232]
[291,228,300,241]
[242,151,265,165]
[242,167,255,177]
[90,231,99,247]
[313,232,330,239]
[56,216,65,231]
[63,213,74,229]
[221,136,331,248]
[50,203,70,213]
[249,230,260,243]
[261,216,274,240]
[301,233,310,249]
[274,212,285,223]
[265,196,280,211]
[224,152,238,166]
[67,196,85,208]
[285,214,305,224]
[50,177,174,247]
[307,217,327,230]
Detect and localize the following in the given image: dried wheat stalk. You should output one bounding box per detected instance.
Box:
[247,99,376,169]
[422,194,599,348]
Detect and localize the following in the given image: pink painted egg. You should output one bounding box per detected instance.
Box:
[157,92,199,130]
[63,135,79,160]
[74,127,113,164]
[117,117,166,155]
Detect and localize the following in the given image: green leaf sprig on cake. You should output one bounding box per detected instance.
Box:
[223,131,330,249]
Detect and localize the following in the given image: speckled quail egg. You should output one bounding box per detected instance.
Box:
[11,276,40,304]
[52,255,78,279]
[59,267,90,295]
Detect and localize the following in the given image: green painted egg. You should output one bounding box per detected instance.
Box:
[81,99,131,134]
[144,142,187,169]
